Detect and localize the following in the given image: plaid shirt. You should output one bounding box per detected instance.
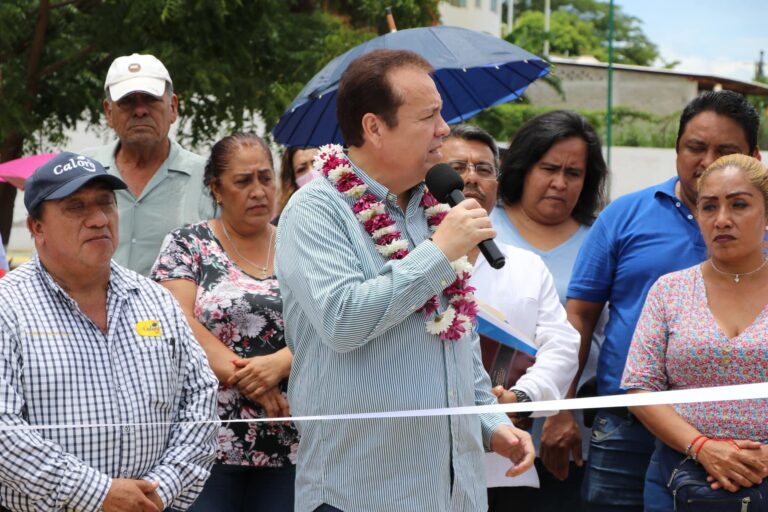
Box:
[0,257,219,511]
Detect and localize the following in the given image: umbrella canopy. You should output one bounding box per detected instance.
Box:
[0,153,58,189]
[273,25,549,147]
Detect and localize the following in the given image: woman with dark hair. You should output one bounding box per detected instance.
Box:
[276,146,319,217]
[151,133,298,511]
[491,110,608,511]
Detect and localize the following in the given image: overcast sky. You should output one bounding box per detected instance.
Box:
[619,0,767,82]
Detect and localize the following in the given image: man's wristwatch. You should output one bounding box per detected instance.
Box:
[510,388,532,419]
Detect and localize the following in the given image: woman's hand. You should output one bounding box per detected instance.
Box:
[698,440,767,492]
[706,441,768,490]
[226,348,292,396]
[249,387,290,418]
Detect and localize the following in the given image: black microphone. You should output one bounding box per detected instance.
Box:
[425,163,505,269]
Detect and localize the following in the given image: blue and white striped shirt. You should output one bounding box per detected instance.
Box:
[0,257,219,511]
[276,163,510,512]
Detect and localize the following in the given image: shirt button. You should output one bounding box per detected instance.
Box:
[687,214,693,220]
[122,426,131,434]
[115,384,122,392]
[131,238,137,244]
[441,280,448,287]
[411,305,418,311]
[120,469,129,477]
[675,202,681,207]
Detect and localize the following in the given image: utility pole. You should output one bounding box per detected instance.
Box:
[606,0,615,168]
[543,0,551,57]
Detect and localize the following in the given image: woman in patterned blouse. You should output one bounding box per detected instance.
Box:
[151,133,298,511]
[622,153,768,511]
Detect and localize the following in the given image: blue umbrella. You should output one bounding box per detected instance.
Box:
[273,25,549,148]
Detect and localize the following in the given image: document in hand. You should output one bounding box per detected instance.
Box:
[476,301,537,390]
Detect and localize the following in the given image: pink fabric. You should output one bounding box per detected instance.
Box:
[623,265,768,441]
[0,153,58,188]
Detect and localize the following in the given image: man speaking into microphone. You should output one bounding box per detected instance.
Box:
[276,49,533,512]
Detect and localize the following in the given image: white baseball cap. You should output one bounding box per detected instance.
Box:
[104,53,173,102]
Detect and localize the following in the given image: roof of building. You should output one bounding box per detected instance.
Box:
[550,56,768,96]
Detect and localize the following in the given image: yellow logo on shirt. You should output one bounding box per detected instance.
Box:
[135,320,162,337]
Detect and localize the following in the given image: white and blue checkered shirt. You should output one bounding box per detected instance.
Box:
[0,256,219,511]
[276,162,510,512]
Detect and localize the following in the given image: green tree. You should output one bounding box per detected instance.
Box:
[507,0,659,66]
[0,0,438,244]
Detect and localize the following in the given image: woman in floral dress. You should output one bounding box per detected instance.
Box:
[623,154,768,511]
[152,133,298,511]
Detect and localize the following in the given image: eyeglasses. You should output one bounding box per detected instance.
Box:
[447,160,498,181]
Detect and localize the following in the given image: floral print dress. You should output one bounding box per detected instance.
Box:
[622,265,768,441]
[152,220,299,467]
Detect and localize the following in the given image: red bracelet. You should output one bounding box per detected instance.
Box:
[695,438,712,459]
[686,434,708,457]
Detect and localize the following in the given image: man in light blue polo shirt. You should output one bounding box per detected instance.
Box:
[81,54,212,276]
[565,90,761,512]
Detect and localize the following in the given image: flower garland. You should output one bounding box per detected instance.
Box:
[314,144,478,341]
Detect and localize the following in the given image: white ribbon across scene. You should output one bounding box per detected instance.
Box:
[9,382,768,431]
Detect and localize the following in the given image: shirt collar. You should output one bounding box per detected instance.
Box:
[653,176,680,201]
[345,153,426,206]
[107,138,190,176]
[34,254,140,304]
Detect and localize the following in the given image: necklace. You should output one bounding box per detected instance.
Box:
[315,144,477,342]
[709,258,768,283]
[220,220,275,278]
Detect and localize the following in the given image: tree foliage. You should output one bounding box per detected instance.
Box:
[506,0,659,66]
[0,0,438,241]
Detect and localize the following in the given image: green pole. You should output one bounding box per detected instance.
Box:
[606,0,614,168]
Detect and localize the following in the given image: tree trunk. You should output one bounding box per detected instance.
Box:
[0,132,24,246]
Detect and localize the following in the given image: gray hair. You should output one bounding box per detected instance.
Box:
[447,124,500,167]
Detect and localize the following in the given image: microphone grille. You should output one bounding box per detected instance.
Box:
[425,163,464,203]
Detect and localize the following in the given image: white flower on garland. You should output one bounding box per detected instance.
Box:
[426,307,456,336]
[372,225,397,240]
[355,203,385,222]
[377,239,409,257]
[449,292,475,305]
[425,204,450,217]
[345,184,367,198]
[326,165,347,184]
[457,313,473,332]
[450,256,474,276]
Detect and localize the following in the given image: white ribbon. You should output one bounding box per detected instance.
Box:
[7,382,768,431]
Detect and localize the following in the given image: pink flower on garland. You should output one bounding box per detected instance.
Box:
[364,214,395,233]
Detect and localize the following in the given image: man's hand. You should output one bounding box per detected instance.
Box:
[540,410,582,480]
[102,479,161,512]
[490,424,535,477]
[491,386,532,429]
[249,387,290,418]
[227,354,287,397]
[431,198,495,261]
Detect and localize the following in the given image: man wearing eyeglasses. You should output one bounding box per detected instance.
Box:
[441,124,580,512]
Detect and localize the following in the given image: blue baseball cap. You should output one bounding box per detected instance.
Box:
[24,152,127,213]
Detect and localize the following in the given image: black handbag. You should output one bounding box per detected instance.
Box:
[658,443,768,511]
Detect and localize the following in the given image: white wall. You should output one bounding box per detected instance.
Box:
[439,0,502,37]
